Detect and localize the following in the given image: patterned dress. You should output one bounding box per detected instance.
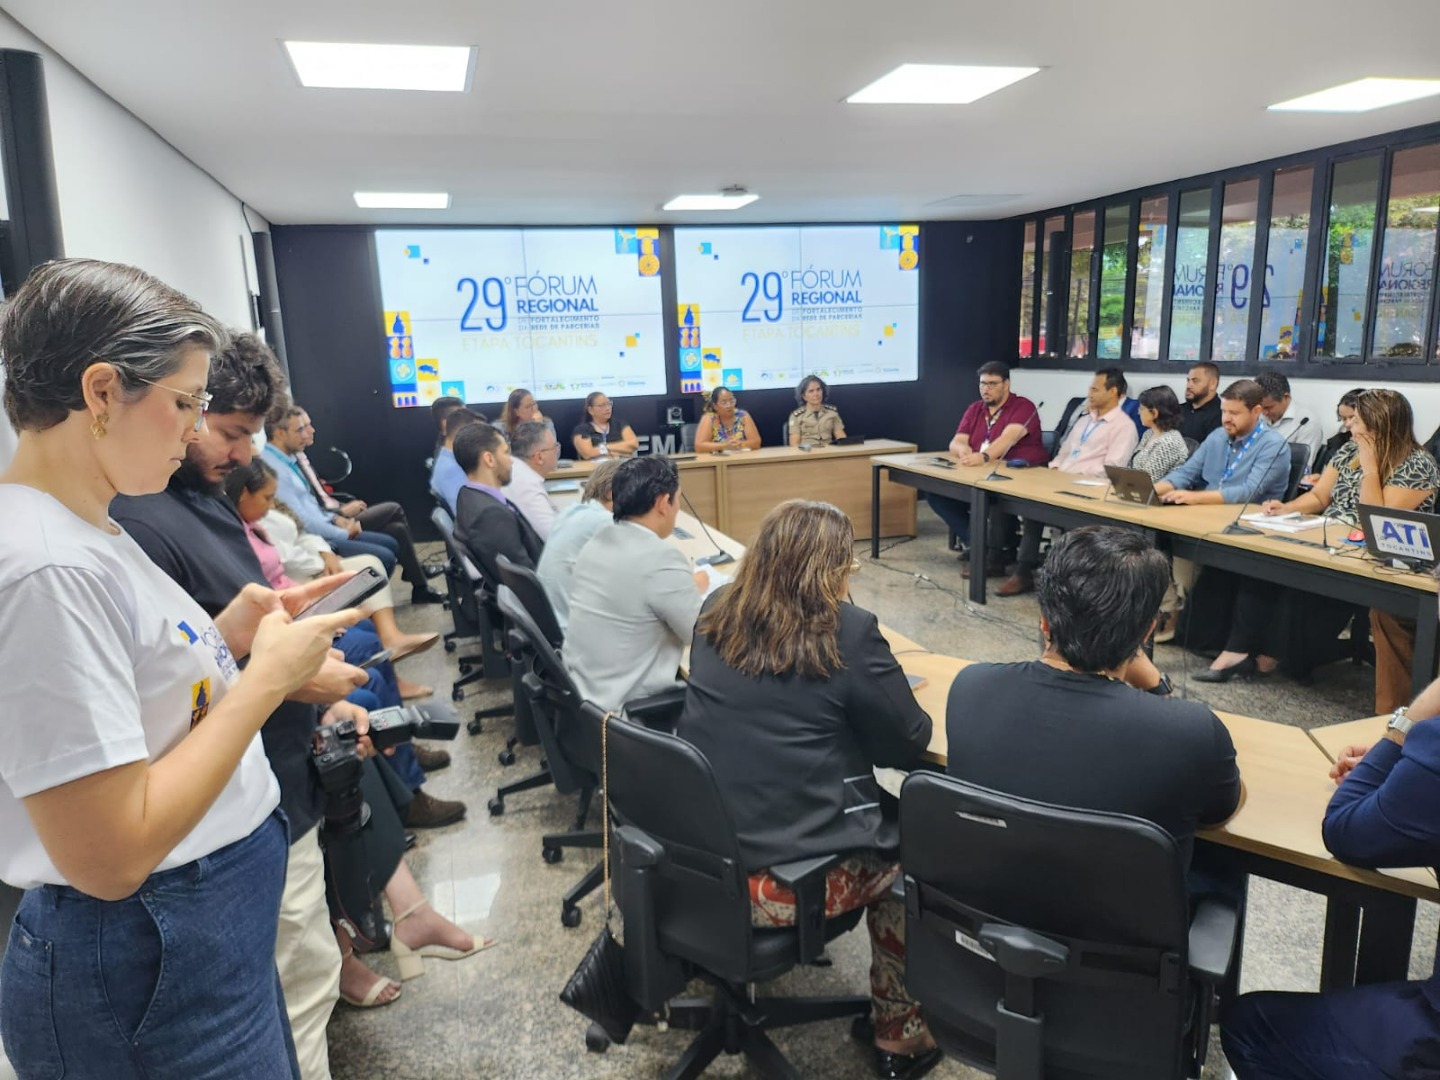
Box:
[1326,441,1440,524]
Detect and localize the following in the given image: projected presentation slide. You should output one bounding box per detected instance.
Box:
[376,227,668,408]
[673,225,920,393]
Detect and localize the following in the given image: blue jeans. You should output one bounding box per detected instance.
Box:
[1,811,297,1079]
[1222,990,1398,1079]
[332,531,398,576]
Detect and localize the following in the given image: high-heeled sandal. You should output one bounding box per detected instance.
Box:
[337,944,402,1008]
[389,900,497,981]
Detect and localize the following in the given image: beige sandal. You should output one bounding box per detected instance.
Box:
[338,945,402,1008]
[390,900,497,981]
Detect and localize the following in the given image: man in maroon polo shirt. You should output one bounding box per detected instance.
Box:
[927,361,1047,577]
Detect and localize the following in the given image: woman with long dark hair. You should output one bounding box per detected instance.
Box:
[677,500,938,1078]
[570,391,638,460]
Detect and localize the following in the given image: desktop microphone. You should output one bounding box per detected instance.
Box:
[982,401,1044,481]
[1222,499,1262,536]
[680,488,736,566]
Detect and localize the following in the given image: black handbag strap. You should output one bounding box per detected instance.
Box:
[600,709,618,928]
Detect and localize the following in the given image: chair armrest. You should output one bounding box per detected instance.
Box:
[979,923,1069,978]
[1187,898,1238,984]
[615,825,666,869]
[612,825,686,1010]
[624,689,688,731]
[768,853,842,965]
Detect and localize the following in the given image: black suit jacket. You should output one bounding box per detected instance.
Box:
[676,597,932,871]
[454,485,544,585]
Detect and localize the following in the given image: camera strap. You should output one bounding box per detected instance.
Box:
[600,708,618,929]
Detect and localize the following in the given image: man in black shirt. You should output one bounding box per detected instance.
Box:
[946,526,1242,871]
[1180,361,1223,445]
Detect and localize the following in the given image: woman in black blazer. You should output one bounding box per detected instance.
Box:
[676,500,938,1080]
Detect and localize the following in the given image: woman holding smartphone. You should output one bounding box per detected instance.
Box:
[0,260,360,1078]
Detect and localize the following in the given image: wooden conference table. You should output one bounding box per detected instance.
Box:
[548,439,918,545]
[669,510,1440,992]
[871,452,1440,697]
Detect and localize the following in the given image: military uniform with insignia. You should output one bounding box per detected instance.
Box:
[789,403,846,446]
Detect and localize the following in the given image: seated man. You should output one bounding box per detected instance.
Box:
[536,458,621,629]
[947,525,1242,874]
[453,422,544,581]
[1223,676,1440,1079]
[1156,378,1290,507]
[930,361,1046,577]
[564,456,707,711]
[1257,369,1325,473]
[1181,361,1223,444]
[265,406,444,604]
[429,394,465,456]
[998,367,1139,596]
[431,406,483,514]
[502,420,563,540]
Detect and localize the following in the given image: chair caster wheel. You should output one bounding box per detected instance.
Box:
[467,719,483,736]
[584,1023,609,1052]
[542,845,562,864]
[487,798,504,816]
[498,750,516,766]
[444,640,457,653]
[459,663,472,676]
[451,688,465,703]
[562,905,582,928]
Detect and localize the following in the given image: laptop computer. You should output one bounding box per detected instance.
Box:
[833,435,867,446]
[1357,503,1440,572]
[1103,464,1171,507]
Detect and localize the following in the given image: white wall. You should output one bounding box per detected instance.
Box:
[0,10,261,327]
[1015,370,1440,446]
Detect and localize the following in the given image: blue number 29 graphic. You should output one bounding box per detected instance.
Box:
[740,271,784,323]
[457,277,508,332]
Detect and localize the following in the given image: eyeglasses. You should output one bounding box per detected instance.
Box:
[978,379,1005,389]
[135,377,213,431]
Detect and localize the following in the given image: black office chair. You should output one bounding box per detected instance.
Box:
[431,507,469,655]
[1048,396,1086,461]
[681,422,699,452]
[431,509,514,735]
[604,708,871,1076]
[899,773,1237,1080]
[1182,436,1200,458]
[1284,441,1311,502]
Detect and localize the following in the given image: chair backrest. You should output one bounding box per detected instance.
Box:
[431,505,455,536]
[494,554,564,649]
[600,707,756,991]
[1285,441,1311,501]
[1050,396,1086,460]
[497,585,593,794]
[1182,436,1199,457]
[681,422,698,452]
[431,506,480,636]
[900,773,1192,1080]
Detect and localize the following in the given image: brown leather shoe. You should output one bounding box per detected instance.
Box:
[995,571,1034,597]
[413,744,451,772]
[405,791,467,828]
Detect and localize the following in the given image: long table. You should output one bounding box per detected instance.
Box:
[872,452,1440,696]
[548,439,918,544]
[909,653,1439,990]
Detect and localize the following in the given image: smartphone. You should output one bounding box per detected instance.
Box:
[295,566,387,620]
[928,456,956,469]
[359,647,394,670]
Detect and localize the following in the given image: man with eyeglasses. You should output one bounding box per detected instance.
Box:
[928,361,1047,578]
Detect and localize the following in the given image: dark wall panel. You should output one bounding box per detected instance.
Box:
[271,221,1023,536]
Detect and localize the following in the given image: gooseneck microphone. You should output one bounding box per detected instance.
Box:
[983,400,1045,481]
[1222,499,1261,536]
[680,488,735,566]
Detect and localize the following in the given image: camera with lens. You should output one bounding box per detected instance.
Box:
[312,718,367,833]
[366,701,461,750]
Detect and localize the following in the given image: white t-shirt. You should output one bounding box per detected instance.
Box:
[0,485,279,889]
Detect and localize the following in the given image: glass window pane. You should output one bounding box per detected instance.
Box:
[1317,155,1381,358]
[1097,204,1130,360]
[1131,196,1169,360]
[1038,215,1065,356]
[1259,166,1312,359]
[1211,178,1259,362]
[1168,189,1211,362]
[1019,220,1036,357]
[1067,210,1096,357]
[1372,143,1440,358]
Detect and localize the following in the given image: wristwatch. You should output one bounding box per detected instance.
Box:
[1145,673,1174,697]
[980,451,991,463]
[1387,706,1414,737]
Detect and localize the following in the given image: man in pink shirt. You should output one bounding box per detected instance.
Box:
[998,368,1139,596]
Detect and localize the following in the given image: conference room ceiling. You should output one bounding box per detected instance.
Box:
[10,0,1440,226]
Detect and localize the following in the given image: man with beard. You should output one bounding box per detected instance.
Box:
[1180,361,1223,444]
[111,333,465,1079]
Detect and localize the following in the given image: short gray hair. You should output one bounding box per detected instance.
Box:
[2,258,226,432]
[582,457,622,504]
[511,420,553,460]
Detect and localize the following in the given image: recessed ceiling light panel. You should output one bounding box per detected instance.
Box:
[354,192,451,209]
[846,63,1040,105]
[663,193,761,211]
[1268,77,1440,113]
[285,41,474,92]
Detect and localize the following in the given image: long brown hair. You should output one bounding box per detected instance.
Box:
[1352,389,1423,483]
[696,500,854,678]
[498,388,534,434]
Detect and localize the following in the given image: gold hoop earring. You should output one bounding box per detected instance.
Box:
[91,413,109,439]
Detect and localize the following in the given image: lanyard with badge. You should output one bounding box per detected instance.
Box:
[979,404,1005,455]
[1221,425,1264,482]
[1069,416,1103,460]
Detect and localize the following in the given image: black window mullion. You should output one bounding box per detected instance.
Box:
[1200,183,1224,361]
[1298,162,1328,368]
[1247,171,1275,365]
[1120,198,1139,364]
[1158,185,1179,361]
[1362,149,1396,362]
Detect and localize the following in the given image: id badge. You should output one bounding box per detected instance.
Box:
[979,439,991,454]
